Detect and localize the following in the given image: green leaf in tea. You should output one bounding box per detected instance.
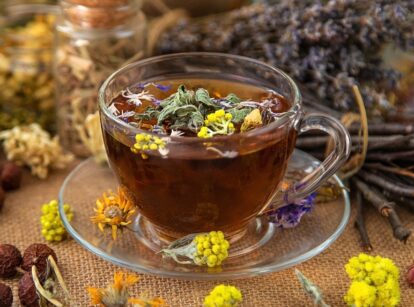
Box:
[195,88,217,108]
[224,93,241,105]
[227,108,252,124]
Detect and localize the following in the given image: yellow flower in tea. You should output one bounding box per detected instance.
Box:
[131,133,167,159]
[204,284,242,307]
[161,231,230,267]
[198,110,235,138]
[240,108,262,132]
[91,188,136,240]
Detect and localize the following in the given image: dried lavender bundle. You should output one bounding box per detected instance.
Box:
[157,0,414,113]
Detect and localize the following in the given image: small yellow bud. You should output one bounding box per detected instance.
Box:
[135,134,145,141]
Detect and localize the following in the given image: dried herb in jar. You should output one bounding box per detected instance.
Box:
[0,6,57,131]
[55,0,146,156]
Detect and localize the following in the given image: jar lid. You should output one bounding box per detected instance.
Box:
[61,0,142,29]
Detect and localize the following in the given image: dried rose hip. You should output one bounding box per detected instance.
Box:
[18,272,39,307]
[0,187,5,212]
[1,162,23,191]
[22,243,57,275]
[0,244,22,278]
[407,264,414,287]
[0,282,13,307]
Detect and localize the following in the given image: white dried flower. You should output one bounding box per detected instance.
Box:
[170,130,185,137]
[0,124,74,179]
[121,88,156,107]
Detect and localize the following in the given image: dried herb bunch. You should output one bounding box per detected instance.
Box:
[156,0,414,114]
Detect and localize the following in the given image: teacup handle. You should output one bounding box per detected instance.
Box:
[284,113,351,203]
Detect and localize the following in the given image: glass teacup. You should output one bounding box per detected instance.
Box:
[99,53,351,243]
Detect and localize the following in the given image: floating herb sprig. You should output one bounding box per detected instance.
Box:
[133,84,254,135]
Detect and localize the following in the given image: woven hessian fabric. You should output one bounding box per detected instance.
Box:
[1,161,413,306]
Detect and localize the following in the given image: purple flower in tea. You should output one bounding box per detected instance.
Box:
[135,82,171,92]
[268,193,316,228]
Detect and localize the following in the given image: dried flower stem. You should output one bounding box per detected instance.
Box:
[354,188,372,252]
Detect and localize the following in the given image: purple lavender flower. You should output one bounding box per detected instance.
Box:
[268,193,316,228]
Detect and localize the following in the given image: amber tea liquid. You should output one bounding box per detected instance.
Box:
[102,78,297,239]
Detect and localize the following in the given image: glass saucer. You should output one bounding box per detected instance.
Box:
[59,149,350,280]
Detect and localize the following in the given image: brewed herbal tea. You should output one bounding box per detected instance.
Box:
[102,78,297,238]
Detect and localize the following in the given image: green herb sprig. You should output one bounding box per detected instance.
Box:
[134,85,253,134]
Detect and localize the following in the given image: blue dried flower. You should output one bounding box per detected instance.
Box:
[268,193,316,228]
[135,82,171,92]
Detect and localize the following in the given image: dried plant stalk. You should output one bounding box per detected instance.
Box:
[354,188,372,251]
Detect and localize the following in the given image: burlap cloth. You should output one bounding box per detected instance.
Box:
[1,160,413,307]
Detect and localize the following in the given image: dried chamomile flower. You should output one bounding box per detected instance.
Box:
[161,231,230,267]
[240,108,262,132]
[131,133,168,159]
[197,110,235,138]
[40,200,73,242]
[0,124,73,179]
[88,272,164,307]
[91,188,136,240]
[344,253,400,307]
[204,284,242,307]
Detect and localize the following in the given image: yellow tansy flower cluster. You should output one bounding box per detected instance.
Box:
[344,253,400,307]
[131,133,166,159]
[193,231,230,267]
[197,110,235,138]
[40,200,73,242]
[161,231,230,267]
[204,284,242,307]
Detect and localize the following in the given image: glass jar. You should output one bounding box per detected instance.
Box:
[55,0,146,156]
[0,4,58,131]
